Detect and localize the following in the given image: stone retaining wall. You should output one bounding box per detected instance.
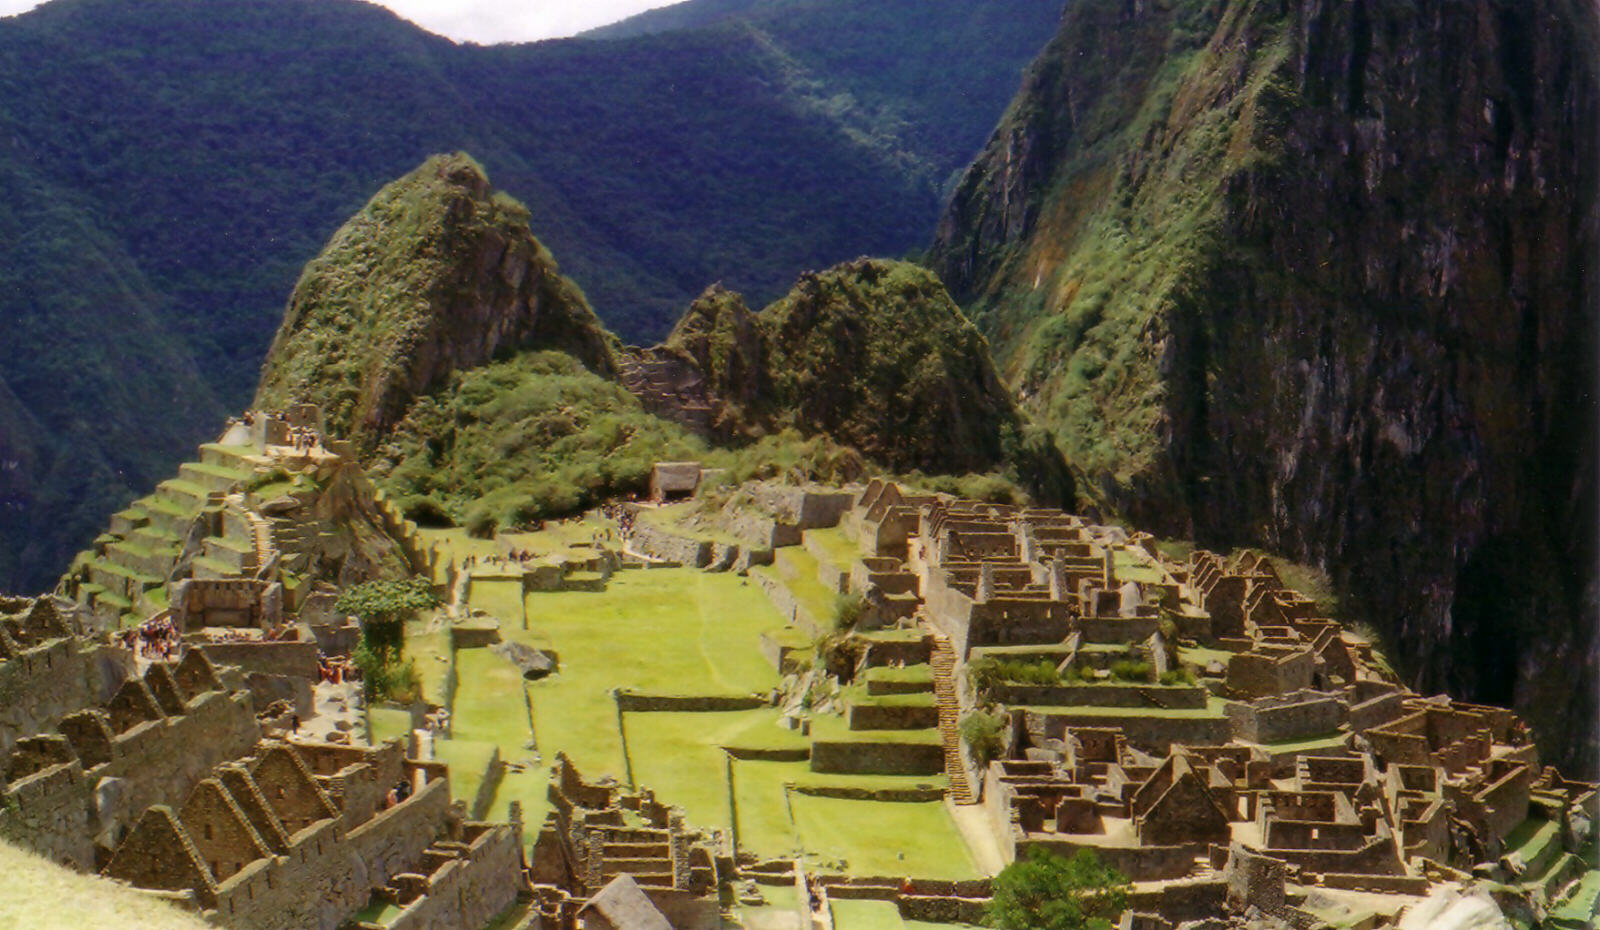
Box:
[990,683,1208,709]
[614,693,766,713]
[809,740,943,776]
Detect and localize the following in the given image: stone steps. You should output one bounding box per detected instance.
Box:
[927,626,976,805]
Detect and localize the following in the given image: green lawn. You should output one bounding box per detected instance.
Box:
[773,547,842,624]
[406,564,981,876]
[828,898,978,930]
[467,578,525,628]
[805,526,862,570]
[830,899,904,930]
[1552,868,1600,922]
[431,737,498,816]
[791,794,978,878]
[370,707,411,745]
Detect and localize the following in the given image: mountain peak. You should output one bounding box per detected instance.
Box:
[253,152,617,450]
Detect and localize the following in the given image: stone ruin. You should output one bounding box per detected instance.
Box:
[525,754,724,930]
[795,479,1600,924]
[0,592,528,930]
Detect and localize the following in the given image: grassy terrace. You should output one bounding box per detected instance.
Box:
[805,526,862,569]
[842,684,934,708]
[771,546,841,623]
[636,501,744,547]
[1505,818,1562,868]
[1112,548,1166,584]
[810,714,940,744]
[830,898,974,930]
[1553,867,1600,922]
[412,564,980,876]
[867,665,933,685]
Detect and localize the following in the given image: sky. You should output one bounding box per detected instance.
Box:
[0,0,684,44]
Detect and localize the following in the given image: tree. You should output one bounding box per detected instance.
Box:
[986,847,1130,930]
[336,577,438,701]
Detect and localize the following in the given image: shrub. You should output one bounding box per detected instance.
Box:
[987,847,1130,930]
[833,591,866,631]
[960,711,1006,765]
[1108,660,1151,683]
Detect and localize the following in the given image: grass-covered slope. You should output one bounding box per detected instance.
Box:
[254,154,617,450]
[0,839,213,929]
[373,351,703,531]
[930,0,1600,773]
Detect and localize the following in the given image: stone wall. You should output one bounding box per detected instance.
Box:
[1224,691,1348,743]
[846,702,939,730]
[386,823,524,930]
[199,642,320,680]
[1023,709,1231,753]
[614,693,765,712]
[810,740,944,776]
[0,637,124,763]
[753,569,825,636]
[990,683,1208,709]
[628,525,712,568]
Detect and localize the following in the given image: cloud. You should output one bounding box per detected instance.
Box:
[0,0,685,43]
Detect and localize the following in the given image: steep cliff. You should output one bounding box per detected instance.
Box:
[931,0,1599,772]
[254,154,618,451]
[631,260,1075,502]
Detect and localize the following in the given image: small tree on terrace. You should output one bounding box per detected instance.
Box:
[336,577,438,700]
[986,847,1130,930]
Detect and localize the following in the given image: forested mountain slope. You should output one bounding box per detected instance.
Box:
[0,0,1060,591]
[930,0,1600,773]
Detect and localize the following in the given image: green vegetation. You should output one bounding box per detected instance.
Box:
[337,577,439,701]
[986,847,1129,930]
[0,839,215,930]
[254,156,618,448]
[960,711,1007,765]
[0,0,1063,594]
[423,565,979,874]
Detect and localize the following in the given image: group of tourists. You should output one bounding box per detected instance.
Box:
[120,615,180,660]
[317,653,360,685]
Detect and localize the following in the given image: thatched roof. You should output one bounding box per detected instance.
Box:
[578,874,672,930]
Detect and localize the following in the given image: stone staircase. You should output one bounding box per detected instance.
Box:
[246,512,277,576]
[928,627,975,804]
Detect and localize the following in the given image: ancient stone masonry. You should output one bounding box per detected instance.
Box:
[810,479,1600,917]
[96,737,523,930]
[528,754,723,930]
[57,406,417,629]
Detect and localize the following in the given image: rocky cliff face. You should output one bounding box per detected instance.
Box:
[633,260,1075,500]
[931,0,1599,773]
[254,153,618,451]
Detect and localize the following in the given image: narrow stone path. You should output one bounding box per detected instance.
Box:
[927,626,975,804]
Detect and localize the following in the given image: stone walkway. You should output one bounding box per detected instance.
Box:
[949,800,1007,876]
[295,679,363,743]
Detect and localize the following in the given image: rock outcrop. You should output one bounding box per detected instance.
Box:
[930,0,1600,772]
[254,153,618,451]
[626,260,1074,501]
